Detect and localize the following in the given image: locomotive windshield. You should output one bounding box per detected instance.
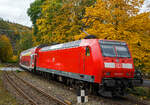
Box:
[115,46,130,57]
[101,45,116,57]
[99,40,131,58]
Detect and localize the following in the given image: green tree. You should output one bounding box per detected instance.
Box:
[16,33,33,54]
[27,0,44,35]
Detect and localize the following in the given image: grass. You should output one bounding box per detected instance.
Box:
[0,71,19,105]
[16,70,21,73]
[129,87,150,100]
[0,63,4,67]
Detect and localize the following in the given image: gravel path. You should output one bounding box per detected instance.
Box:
[0,67,23,71]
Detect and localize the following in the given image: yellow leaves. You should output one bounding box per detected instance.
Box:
[75,0,150,71]
[131,0,144,7]
[40,35,51,44]
[74,34,86,40]
[9,55,18,63]
[0,35,13,62]
[32,35,39,46]
[34,0,89,45]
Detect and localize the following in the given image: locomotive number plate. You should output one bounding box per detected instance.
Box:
[115,63,122,68]
[114,73,123,75]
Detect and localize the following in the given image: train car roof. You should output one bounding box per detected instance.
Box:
[21,46,37,55]
[39,39,127,52]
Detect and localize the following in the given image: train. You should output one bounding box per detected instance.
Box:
[19,38,143,96]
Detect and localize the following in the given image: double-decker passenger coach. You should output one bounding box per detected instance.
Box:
[19,39,143,96]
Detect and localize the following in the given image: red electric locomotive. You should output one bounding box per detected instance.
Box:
[19,39,143,96]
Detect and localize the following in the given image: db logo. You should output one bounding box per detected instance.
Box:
[115,63,122,68]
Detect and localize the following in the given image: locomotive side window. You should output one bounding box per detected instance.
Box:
[101,45,116,57]
[86,46,90,56]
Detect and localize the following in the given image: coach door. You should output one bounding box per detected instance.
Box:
[30,54,34,69]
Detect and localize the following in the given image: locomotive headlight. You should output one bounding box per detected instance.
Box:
[105,72,110,76]
[122,63,133,69]
[126,73,131,76]
[104,63,115,68]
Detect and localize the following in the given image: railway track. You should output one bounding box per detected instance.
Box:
[2,69,150,105]
[32,70,150,105]
[4,71,71,105]
[34,70,150,105]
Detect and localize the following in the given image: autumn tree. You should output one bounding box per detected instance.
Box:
[28,0,95,45]
[50,0,96,43]
[75,0,150,72]
[35,0,62,45]
[27,0,44,35]
[16,32,33,54]
[0,35,13,62]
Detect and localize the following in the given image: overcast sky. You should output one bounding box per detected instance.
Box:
[0,0,149,27]
[0,0,35,27]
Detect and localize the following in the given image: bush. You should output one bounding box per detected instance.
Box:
[6,55,18,63]
[0,64,3,67]
[0,35,13,62]
[130,87,150,99]
[16,70,21,73]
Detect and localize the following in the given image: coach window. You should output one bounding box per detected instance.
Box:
[86,46,90,56]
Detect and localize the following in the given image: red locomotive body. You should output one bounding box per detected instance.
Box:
[19,39,142,96]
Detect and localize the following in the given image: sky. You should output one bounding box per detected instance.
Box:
[0,0,149,27]
[141,0,150,12]
[0,0,35,27]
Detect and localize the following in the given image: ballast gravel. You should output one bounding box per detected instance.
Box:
[15,71,109,105]
[15,71,149,105]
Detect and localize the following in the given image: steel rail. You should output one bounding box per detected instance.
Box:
[11,71,71,105]
[4,72,38,105]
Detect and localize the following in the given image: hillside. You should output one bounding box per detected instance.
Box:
[0,18,32,54]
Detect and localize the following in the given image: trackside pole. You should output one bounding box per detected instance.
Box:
[77,89,88,103]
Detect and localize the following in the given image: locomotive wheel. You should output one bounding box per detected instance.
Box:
[111,92,118,97]
[98,85,113,97]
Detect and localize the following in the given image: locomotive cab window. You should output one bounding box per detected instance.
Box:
[115,46,131,58]
[99,40,131,58]
[101,45,116,57]
[86,46,90,56]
